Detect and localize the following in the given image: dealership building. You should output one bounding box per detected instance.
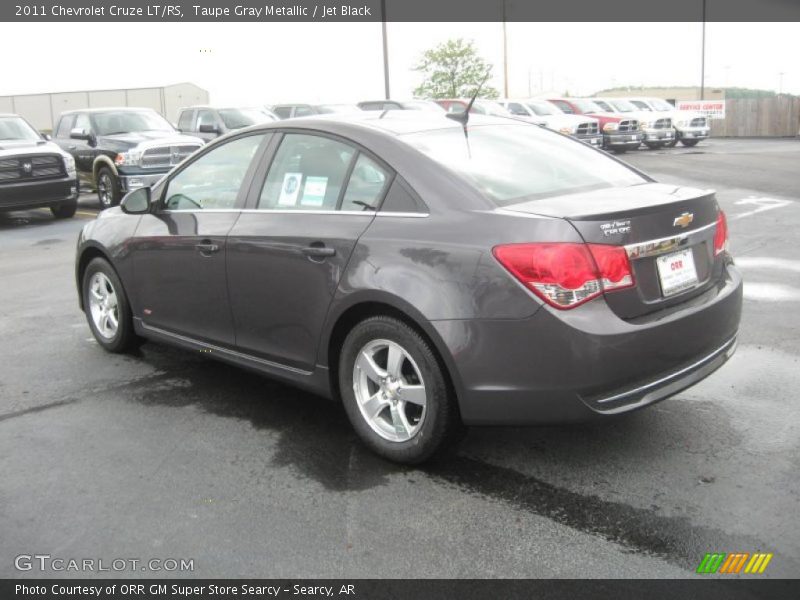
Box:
[0,82,209,132]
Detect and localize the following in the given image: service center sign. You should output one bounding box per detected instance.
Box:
[677,100,726,119]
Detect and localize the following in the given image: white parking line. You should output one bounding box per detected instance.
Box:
[742,282,800,302]
[731,197,794,220]
[735,257,800,273]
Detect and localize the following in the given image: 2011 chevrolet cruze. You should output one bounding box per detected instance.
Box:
[75,111,742,463]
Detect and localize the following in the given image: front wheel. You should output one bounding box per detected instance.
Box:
[666,137,679,148]
[644,142,664,150]
[681,139,700,147]
[51,198,77,219]
[82,257,140,353]
[338,316,462,464]
[96,167,121,209]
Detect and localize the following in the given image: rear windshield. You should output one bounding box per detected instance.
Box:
[403,123,646,207]
[219,108,275,129]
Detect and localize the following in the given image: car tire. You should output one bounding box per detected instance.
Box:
[666,138,679,148]
[96,167,121,209]
[680,139,700,147]
[51,198,78,219]
[612,147,628,154]
[338,315,462,464]
[644,142,664,150]
[82,257,140,353]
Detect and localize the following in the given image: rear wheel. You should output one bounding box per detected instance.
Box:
[338,316,462,464]
[50,198,77,219]
[681,139,700,147]
[666,137,679,148]
[82,257,139,353]
[96,167,121,209]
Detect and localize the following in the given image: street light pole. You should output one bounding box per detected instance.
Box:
[502,0,509,97]
[381,0,390,99]
[700,0,706,100]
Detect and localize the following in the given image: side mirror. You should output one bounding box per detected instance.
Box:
[41,133,52,141]
[120,187,151,214]
[198,124,219,134]
[70,127,92,141]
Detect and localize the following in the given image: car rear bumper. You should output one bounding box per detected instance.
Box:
[432,264,742,425]
[0,177,78,211]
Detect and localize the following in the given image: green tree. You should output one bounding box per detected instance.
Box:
[413,38,499,99]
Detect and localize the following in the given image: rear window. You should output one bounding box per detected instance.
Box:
[403,123,646,207]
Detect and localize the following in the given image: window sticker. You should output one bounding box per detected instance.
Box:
[278,172,302,206]
[301,176,328,207]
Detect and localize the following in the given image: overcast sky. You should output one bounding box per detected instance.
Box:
[1,22,797,103]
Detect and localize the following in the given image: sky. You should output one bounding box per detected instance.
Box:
[0,22,797,104]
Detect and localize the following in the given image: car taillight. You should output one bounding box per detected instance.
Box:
[713,211,728,256]
[492,243,635,310]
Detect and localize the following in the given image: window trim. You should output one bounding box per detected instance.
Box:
[153,131,273,213]
[242,128,397,214]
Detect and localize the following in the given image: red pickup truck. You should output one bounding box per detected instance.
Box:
[547,98,643,153]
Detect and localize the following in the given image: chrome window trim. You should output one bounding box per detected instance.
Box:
[159,208,429,217]
[624,221,716,259]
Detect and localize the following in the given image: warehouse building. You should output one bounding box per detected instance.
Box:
[0,82,209,132]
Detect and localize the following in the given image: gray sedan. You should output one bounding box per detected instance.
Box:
[75,112,742,463]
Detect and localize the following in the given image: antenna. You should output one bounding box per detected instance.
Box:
[446,70,492,126]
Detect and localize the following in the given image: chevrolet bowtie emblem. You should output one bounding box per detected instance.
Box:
[673,212,694,228]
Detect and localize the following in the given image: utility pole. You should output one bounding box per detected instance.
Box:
[779,72,784,95]
[700,0,706,100]
[381,0,390,99]
[502,0,509,97]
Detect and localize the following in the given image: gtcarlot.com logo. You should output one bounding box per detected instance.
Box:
[696,552,773,574]
[14,554,194,573]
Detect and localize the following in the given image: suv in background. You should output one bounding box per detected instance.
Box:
[628,97,710,147]
[548,98,643,153]
[0,113,78,218]
[269,104,361,119]
[500,99,602,147]
[593,98,674,150]
[358,100,445,112]
[53,108,203,208]
[177,106,278,142]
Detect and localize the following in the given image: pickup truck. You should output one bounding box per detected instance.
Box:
[500,99,602,148]
[53,107,203,208]
[0,113,78,218]
[627,97,710,147]
[592,97,675,150]
[547,98,643,153]
[176,106,278,142]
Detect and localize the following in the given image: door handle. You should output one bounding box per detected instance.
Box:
[302,245,336,258]
[196,241,220,254]
[68,145,76,150]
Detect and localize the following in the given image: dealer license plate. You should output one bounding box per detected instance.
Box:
[630,135,638,141]
[656,249,699,296]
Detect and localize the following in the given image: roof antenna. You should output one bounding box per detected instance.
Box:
[446,69,491,127]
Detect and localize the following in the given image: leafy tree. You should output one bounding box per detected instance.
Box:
[413,38,499,99]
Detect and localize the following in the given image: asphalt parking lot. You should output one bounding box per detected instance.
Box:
[1,138,798,579]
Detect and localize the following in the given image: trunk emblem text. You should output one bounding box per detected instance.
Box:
[600,219,631,236]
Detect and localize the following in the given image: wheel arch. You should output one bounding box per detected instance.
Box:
[76,243,114,311]
[92,156,118,184]
[322,294,464,411]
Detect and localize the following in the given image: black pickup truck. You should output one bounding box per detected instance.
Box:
[0,113,79,218]
[52,108,203,208]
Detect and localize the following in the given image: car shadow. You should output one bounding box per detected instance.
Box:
[118,341,768,572]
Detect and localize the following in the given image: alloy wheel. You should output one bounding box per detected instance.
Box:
[88,272,119,339]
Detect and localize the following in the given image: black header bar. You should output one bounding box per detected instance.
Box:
[3,0,800,23]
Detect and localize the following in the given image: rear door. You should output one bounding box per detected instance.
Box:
[226,131,392,370]
[130,132,269,345]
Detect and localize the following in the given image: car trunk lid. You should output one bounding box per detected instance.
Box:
[502,183,722,319]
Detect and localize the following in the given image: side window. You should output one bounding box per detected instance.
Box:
[447,104,465,114]
[341,154,390,212]
[507,102,528,116]
[55,115,74,138]
[359,102,381,111]
[258,134,355,211]
[196,110,216,130]
[74,113,91,133]
[273,106,292,119]
[552,101,573,114]
[177,110,194,132]
[163,134,265,211]
[294,106,313,117]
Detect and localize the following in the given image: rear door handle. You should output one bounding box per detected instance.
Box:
[196,241,220,254]
[68,145,76,150]
[302,245,336,258]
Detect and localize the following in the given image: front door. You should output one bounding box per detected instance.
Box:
[130,133,268,345]
[226,132,392,371]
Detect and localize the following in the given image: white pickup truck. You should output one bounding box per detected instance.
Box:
[592,97,675,150]
[500,99,603,148]
[628,97,710,147]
